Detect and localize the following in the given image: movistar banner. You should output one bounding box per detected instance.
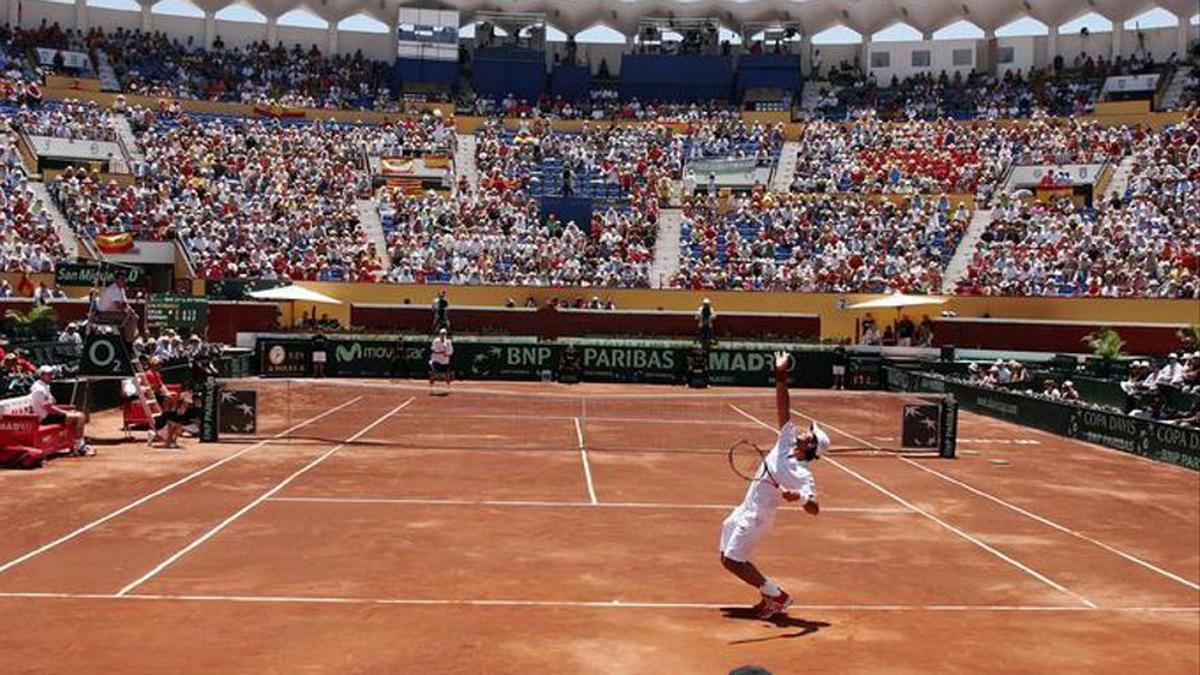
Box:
[884,366,1199,470]
[255,335,839,387]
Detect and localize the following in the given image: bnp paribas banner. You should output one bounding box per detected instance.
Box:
[256,336,836,387]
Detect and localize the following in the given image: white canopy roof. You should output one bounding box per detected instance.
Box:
[180,0,1194,38]
[248,284,343,304]
[846,293,947,310]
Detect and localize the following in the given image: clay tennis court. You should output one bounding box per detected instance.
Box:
[0,379,1196,674]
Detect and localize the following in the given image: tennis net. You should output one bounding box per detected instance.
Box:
[204,379,956,457]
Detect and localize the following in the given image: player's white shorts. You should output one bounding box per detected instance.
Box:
[832,365,846,376]
[719,507,773,563]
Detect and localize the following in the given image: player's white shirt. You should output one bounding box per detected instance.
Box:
[430,339,453,365]
[30,379,55,419]
[97,283,127,312]
[737,421,816,519]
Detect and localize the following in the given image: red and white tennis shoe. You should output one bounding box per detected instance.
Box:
[753,590,792,619]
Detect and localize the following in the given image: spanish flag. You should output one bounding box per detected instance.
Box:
[17,273,33,297]
[96,232,134,254]
[379,157,415,177]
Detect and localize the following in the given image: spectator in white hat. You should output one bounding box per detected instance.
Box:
[1156,354,1184,385]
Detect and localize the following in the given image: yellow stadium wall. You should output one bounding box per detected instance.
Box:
[45,81,1190,133]
[257,281,1199,342]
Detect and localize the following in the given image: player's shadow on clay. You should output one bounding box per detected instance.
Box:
[721,607,830,644]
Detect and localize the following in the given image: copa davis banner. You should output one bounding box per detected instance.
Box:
[255,336,836,388]
[884,367,1200,471]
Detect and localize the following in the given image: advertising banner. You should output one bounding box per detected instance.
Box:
[258,340,311,377]
[883,367,1198,470]
[55,262,143,287]
[257,336,841,387]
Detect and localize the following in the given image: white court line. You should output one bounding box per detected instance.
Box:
[0,591,1195,613]
[729,405,1097,609]
[898,458,1200,591]
[574,417,598,504]
[0,395,363,577]
[784,406,1200,591]
[267,496,912,515]
[276,378,775,400]
[116,397,415,597]
[278,378,904,400]
[395,411,761,427]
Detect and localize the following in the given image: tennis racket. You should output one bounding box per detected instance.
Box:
[728,439,779,487]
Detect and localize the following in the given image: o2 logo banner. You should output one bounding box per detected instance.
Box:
[79,334,134,377]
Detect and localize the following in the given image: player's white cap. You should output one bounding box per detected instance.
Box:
[810,422,831,457]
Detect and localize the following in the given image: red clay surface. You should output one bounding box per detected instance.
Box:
[0,379,1196,674]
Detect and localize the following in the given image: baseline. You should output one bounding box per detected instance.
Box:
[267,495,912,514]
[1,590,1195,613]
[0,396,363,577]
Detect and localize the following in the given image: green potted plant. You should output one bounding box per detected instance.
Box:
[3,305,60,342]
[1081,327,1126,377]
[1178,324,1199,353]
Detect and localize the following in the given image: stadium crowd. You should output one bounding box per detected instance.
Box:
[0,133,67,272]
[5,98,116,142]
[467,93,745,122]
[810,52,1179,121]
[788,112,1143,197]
[48,111,381,281]
[955,188,1199,298]
[380,188,650,287]
[957,116,1200,298]
[93,28,399,111]
[672,191,970,293]
[812,68,1100,120]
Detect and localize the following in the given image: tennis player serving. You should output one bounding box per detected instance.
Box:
[720,351,830,619]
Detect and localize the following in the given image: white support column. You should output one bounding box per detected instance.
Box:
[141,3,153,32]
[1047,25,1059,67]
[9,0,21,28]
[860,36,871,75]
[74,0,87,30]
[204,11,215,49]
[984,29,996,76]
[327,22,338,55]
[266,17,278,46]
[1111,21,1124,59]
[1179,16,1191,58]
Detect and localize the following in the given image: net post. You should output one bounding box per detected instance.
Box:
[939,394,958,459]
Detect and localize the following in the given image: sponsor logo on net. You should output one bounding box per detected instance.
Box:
[335,342,393,364]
